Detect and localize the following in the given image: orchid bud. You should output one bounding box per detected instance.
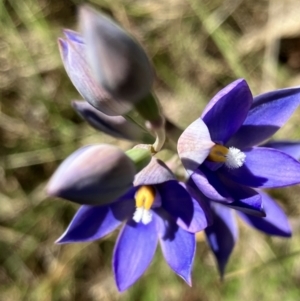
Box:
[58,30,130,115]
[72,100,153,143]
[47,144,136,205]
[79,5,154,107]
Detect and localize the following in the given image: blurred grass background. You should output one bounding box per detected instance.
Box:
[1,0,300,300]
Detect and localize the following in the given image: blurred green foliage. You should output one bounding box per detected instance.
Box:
[1,0,300,300]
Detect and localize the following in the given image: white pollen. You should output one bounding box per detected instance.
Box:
[225,147,246,169]
[133,207,143,223]
[141,210,152,225]
[132,207,152,224]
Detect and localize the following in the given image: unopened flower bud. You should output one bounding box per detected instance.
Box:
[47,144,136,205]
[79,5,154,107]
[72,100,153,143]
[58,30,127,115]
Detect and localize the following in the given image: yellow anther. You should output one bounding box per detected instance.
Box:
[207,144,229,163]
[135,185,156,210]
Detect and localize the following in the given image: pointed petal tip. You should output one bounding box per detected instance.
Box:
[55,236,73,245]
[54,237,64,244]
[46,176,72,201]
[55,231,71,244]
[46,181,60,198]
[57,38,68,57]
[62,28,72,35]
[71,100,83,112]
[184,274,192,287]
[71,100,80,107]
[229,78,247,91]
[236,78,247,85]
[71,100,89,112]
[283,230,292,238]
[116,282,127,293]
[238,191,293,237]
[63,28,75,38]
[173,261,193,287]
[216,260,227,279]
[57,37,66,45]
[63,29,83,44]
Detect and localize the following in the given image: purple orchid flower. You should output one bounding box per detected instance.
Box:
[178,79,300,276]
[191,140,300,277]
[56,157,211,291]
[178,79,300,217]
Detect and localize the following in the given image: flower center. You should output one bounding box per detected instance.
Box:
[207,144,246,169]
[133,185,156,224]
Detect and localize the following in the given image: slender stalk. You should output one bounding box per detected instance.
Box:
[152,125,166,152]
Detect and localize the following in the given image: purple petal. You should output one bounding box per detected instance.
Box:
[154,209,195,285]
[191,166,233,202]
[222,147,300,188]
[220,176,264,217]
[263,141,300,160]
[79,5,153,104]
[184,182,214,227]
[56,198,135,243]
[178,118,215,174]
[158,181,210,232]
[225,199,264,217]
[228,87,300,149]
[205,203,238,277]
[202,79,253,144]
[113,220,158,291]
[56,205,114,243]
[72,100,149,142]
[238,191,291,237]
[47,144,136,205]
[134,157,175,186]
